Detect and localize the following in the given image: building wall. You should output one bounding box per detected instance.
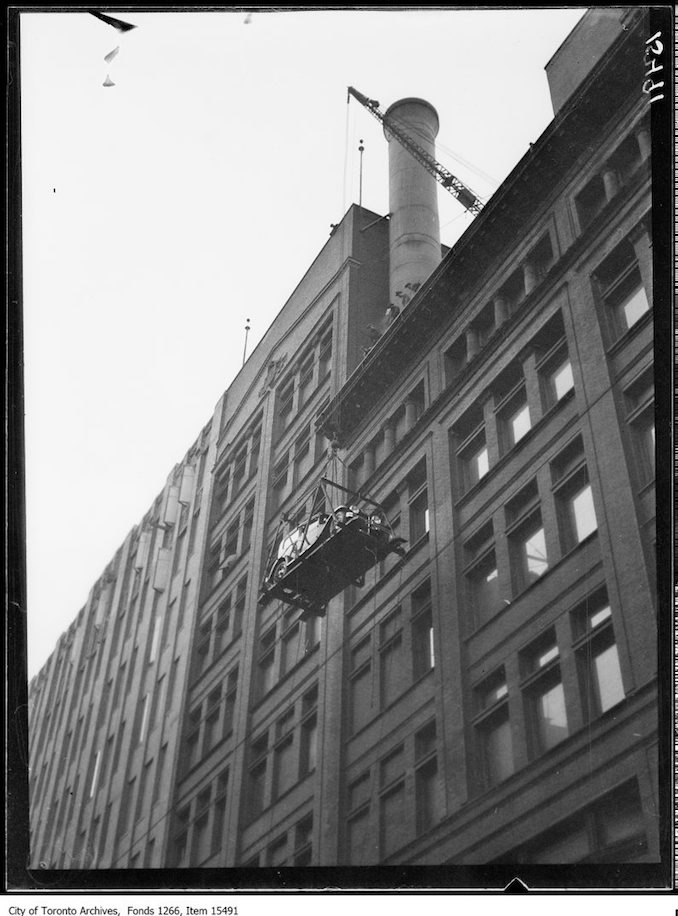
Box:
[28,10,660,876]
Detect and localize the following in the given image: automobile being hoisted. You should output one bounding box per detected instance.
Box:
[259,477,406,619]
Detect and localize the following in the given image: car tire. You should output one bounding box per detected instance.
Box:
[272,558,288,582]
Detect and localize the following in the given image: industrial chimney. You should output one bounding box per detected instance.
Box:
[383,97,442,308]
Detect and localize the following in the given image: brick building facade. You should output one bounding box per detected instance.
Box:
[26,8,667,885]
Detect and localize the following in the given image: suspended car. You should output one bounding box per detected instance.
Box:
[259,478,406,618]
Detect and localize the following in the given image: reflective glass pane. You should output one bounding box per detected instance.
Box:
[593,643,625,712]
[553,360,574,400]
[511,404,531,444]
[572,484,597,542]
[523,527,548,580]
[622,285,649,328]
[536,681,569,750]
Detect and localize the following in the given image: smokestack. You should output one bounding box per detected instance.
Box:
[383,97,441,308]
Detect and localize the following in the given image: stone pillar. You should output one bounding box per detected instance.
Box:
[383,422,395,454]
[465,326,479,361]
[481,391,500,468]
[493,294,509,328]
[521,347,543,428]
[523,259,537,297]
[405,398,418,431]
[602,166,619,202]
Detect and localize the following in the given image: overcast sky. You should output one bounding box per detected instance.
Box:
[20,7,587,678]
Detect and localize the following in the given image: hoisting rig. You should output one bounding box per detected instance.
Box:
[347,85,484,217]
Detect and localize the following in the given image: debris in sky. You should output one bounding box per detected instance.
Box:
[89,10,137,32]
[104,46,120,64]
[244,13,253,24]
[103,75,115,87]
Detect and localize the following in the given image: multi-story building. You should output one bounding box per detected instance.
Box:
[26,8,667,883]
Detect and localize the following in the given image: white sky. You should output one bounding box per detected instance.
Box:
[21,7,587,678]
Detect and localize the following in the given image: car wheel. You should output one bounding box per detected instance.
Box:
[272,558,288,582]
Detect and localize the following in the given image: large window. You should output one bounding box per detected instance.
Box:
[521,634,569,757]
[411,581,434,678]
[379,610,404,708]
[465,521,500,629]
[414,721,443,833]
[624,367,655,486]
[552,438,598,552]
[349,637,373,733]
[573,592,625,720]
[379,747,405,859]
[503,779,647,864]
[474,669,514,788]
[408,459,429,542]
[509,516,548,593]
[595,239,650,339]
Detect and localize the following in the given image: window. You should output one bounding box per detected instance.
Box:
[211,770,229,856]
[281,615,302,676]
[465,521,501,628]
[203,688,222,754]
[380,782,405,859]
[596,240,650,338]
[190,790,212,865]
[257,626,277,697]
[300,685,318,777]
[379,747,405,858]
[278,379,295,429]
[503,394,531,449]
[247,736,268,822]
[504,779,647,864]
[272,710,296,800]
[509,514,548,593]
[563,479,597,546]
[117,776,136,839]
[232,445,248,495]
[294,815,313,866]
[573,591,625,720]
[415,721,442,833]
[223,666,238,735]
[241,499,254,554]
[474,670,514,788]
[575,173,607,230]
[521,634,569,756]
[183,707,202,774]
[347,807,373,864]
[411,581,434,678]
[268,834,288,867]
[379,610,403,708]
[171,807,190,867]
[272,456,289,510]
[552,442,598,551]
[540,343,575,408]
[408,459,429,542]
[349,637,373,733]
[299,354,315,405]
[319,327,333,379]
[625,367,655,485]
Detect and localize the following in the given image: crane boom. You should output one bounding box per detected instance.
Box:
[347,86,484,216]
